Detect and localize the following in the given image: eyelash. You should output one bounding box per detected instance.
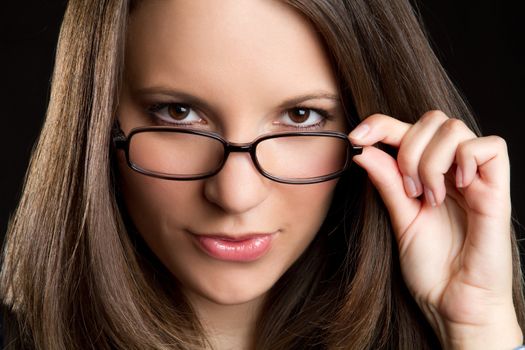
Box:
[146,103,201,126]
[145,102,334,129]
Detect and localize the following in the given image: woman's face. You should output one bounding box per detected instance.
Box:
[117,0,346,307]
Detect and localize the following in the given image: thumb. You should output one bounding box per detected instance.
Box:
[353,146,420,235]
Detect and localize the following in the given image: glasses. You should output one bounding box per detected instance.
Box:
[112,124,362,184]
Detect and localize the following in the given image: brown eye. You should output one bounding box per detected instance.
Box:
[288,108,310,123]
[167,104,190,121]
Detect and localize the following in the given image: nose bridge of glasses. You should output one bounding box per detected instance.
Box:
[220,142,260,177]
[225,143,254,153]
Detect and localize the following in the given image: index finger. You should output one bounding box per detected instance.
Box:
[348,113,411,147]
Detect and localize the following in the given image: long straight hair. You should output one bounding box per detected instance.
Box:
[2,0,524,349]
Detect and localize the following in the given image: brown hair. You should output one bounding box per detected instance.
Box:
[2,0,524,349]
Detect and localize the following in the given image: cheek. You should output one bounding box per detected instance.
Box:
[271,179,338,264]
[280,180,338,226]
[116,154,200,242]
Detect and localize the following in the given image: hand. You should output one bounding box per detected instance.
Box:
[348,111,522,349]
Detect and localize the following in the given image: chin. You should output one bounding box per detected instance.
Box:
[179,268,275,307]
[201,280,270,305]
[203,290,265,306]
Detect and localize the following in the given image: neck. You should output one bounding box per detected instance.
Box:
[185,290,266,350]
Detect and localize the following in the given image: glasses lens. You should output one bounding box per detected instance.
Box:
[128,131,224,177]
[256,135,348,181]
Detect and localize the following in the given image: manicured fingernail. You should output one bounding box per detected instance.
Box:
[349,124,370,140]
[403,175,418,197]
[425,188,437,207]
[456,166,463,188]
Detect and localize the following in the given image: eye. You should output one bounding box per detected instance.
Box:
[276,107,328,129]
[147,103,205,126]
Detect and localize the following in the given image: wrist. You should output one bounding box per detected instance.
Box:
[421,303,523,350]
[441,315,523,350]
[443,323,522,350]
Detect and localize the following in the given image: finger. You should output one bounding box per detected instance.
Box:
[418,118,477,206]
[456,135,510,190]
[454,137,512,292]
[348,112,452,200]
[396,110,449,199]
[348,113,417,200]
[348,113,411,147]
[443,168,469,210]
[352,146,420,235]
[455,136,511,217]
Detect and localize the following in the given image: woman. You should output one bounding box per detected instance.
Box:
[1,0,524,349]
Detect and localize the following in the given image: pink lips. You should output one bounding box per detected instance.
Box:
[192,233,274,262]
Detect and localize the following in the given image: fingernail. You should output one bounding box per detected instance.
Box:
[456,166,463,188]
[403,175,418,197]
[425,188,437,207]
[349,124,370,140]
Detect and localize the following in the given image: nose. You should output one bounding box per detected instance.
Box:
[203,151,270,214]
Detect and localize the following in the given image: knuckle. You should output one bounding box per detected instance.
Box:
[487,135,507,150]
[367,113,391,124]
[418,157,435,179]
[396,149,417,174]
[456,141,470,158]
[419,156,444,184]
[441,118,465,133]
[418,169,435,188]
[419,110,449,124]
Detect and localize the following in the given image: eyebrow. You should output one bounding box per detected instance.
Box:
[133,86,341,111]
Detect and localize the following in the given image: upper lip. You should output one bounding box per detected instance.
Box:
[189,231,278,241]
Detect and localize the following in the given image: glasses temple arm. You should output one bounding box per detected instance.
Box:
[112,119,127,149]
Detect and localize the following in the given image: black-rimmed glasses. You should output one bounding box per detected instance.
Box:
[112,124,362,184]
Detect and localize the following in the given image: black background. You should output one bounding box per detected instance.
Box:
[1,1,524,245]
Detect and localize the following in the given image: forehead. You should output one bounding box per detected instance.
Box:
[125,0,338,106]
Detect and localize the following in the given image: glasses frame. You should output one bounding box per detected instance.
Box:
[113,124,362,184]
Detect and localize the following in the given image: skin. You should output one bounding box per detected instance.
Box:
[116,0,522,349]
[349,113,523,349]
[117,0,345,348]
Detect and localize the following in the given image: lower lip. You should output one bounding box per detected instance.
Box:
[192,233,274,262]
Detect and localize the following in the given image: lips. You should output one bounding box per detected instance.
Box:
[190,232,276,262]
